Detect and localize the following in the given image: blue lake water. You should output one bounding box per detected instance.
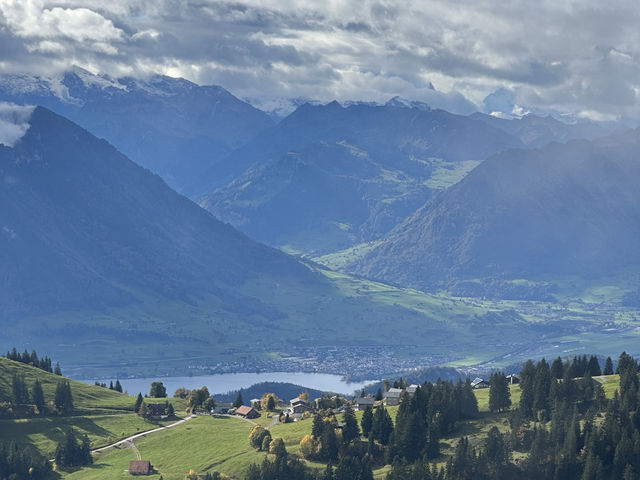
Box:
[82,372,378,397]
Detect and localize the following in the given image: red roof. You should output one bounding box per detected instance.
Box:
[236,405,254,416]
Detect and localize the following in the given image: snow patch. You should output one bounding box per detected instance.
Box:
[0,102,35,147]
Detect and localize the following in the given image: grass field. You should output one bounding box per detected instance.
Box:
[12,374,626,479]
[0,357,134,412]
[0,358,187,458]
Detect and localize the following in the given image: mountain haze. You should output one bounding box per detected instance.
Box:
[199,102,524,255]
[349,137,640,296]
[1,106,549,377]
[0,69,274,192]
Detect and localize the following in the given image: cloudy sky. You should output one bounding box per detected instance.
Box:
[1,0,639,119]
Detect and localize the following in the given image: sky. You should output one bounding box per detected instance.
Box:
[1,0,639,119]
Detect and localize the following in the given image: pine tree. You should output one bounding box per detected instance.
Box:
[519,360,536,417]
[312,414,325,439]
[588,355,602,376]
[12,374,29,405]
[361,405,374,437]
[54,380,74,414]
[233,390,244,408]
[134,393,143,413]
[489,372,511,413]
[32,379,45,413]
[320,425,338,461]
[54,362,62,375]
[342,403,360,444]
[551,356,564,379]
[375,388,383,401]
[604,356,614,375]
[114,379,123,393]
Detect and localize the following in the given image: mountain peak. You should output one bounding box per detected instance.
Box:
[385,96,431,111]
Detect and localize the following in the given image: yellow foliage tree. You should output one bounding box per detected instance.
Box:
[261,393,279,411]
[299,434,316,459]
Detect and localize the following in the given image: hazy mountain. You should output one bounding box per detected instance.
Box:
[199,101,524,255]
[470,112,610,147]
[349,136,640,297]
[0,106,314,318]
[0,68,274,192]
[2,106,545,377]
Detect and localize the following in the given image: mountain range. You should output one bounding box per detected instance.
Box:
[1,106,550,377]
[198,101,524,255]
[347,135,640,297]
[0,68,274,193]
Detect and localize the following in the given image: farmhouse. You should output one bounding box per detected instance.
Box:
[290,397,311,412]
[147,403,168,419]
[236,405,260,419]
[471,377,489,389]
[355,396,375,411]
[129,460,152,475]
[250,398,261,409]
[384,388,404,406]
[406,384,419,395]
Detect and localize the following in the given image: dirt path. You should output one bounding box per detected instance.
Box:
[92,415,195,454]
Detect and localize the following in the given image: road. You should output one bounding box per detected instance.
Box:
[91,415,195,454]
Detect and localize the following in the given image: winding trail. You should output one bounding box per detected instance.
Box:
[91,415,195,454]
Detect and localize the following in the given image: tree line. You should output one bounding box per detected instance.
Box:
[0,441,51,480]
[385,351,639,480]
[1,375,73,418]
[5,347,61,375]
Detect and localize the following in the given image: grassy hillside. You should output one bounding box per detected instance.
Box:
[0,357,134,412]
[3,373,624,479]
[0,357,184,457]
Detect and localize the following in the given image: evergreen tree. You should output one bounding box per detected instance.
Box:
[532,359,551,414]
[375,388,383,401]
[233,390,244,408]
[11,374,29,405]
[54,380,74,414]
[167,402,175,417]
[54,429,92,467]
[489,372,511,413]
[320,424,338,461]
[551,356,564,379]
[266,395,276,411]
[54,362,62,375]
[134,392,143,413]
[361,405,374,437]
[588,355,602,376]
[114,380,123,393]
[109,381,114,390]
[371,405,394,445]
[32,379,45,413]
[604,356,614,375]
[312,413,325,439]
[519,360,536,417]
[342,403,360,444]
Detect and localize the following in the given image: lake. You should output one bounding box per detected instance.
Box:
[82,372,378,397]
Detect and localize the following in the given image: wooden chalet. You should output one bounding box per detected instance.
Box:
[236,405,260,419]
[129,460,152,475]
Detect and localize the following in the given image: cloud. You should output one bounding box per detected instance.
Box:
[1,1,640,118]
[0,102,35,147]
